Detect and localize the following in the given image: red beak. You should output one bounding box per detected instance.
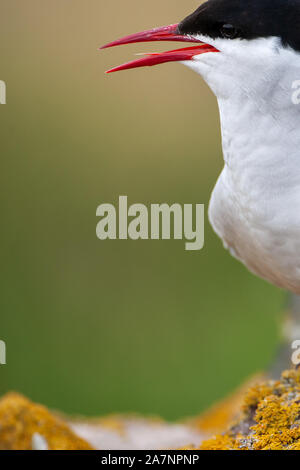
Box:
[101,24,218,73]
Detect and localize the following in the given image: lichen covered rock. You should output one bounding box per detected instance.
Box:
[201,369,300,450]
[2,369,300,450]
[0,393,92,450]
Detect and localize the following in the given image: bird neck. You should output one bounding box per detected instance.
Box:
[217,92,300,189]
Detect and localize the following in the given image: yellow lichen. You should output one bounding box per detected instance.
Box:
[2,369,300,450]
[0,393,93,450]
[200,368,300,450]
[201,434,236,450]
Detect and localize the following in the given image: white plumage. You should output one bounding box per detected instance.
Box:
[182,36,300,292]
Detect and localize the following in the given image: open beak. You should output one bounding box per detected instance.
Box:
[100,24,218,73]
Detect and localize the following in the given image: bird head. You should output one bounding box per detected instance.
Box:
[101,0,300,100]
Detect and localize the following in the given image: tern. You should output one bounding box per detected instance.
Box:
[102,0,300,359]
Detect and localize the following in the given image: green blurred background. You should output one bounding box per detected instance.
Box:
[0,0,284,420]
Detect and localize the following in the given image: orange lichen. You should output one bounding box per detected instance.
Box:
[201,434,237,450]
[201,368,300,450]
[0,393,93,450]
[3,369,300,450]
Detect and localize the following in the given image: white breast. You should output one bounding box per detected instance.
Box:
[208,91,300,293]
[209,167,300,293]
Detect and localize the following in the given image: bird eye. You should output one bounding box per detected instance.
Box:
[220,24,238,39]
